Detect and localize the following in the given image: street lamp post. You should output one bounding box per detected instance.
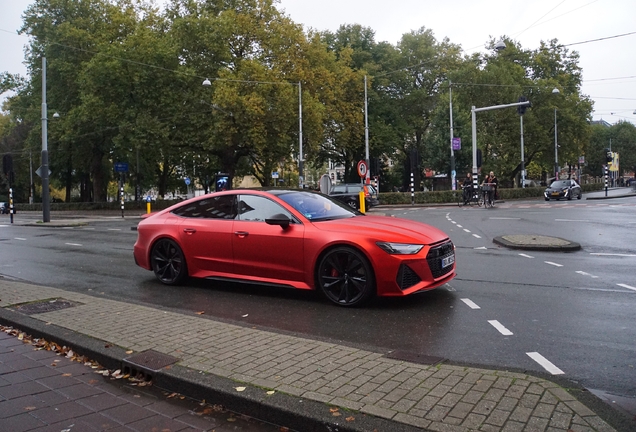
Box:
[552,88,560,180]
[364,75,370,185]
[41,57,51,223]
[449,80,456,190]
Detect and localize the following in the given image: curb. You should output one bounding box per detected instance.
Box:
[0,306,421,432]
[493,235,581,252]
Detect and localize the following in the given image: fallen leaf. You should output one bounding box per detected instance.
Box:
[24,406,36,411]
[279,428,290,432]
[227,417,236,422]
[126,350,133,354]
[266,391,275,395]
[345,416,355,422]
[329,407,339,413]
[195,311,205,315]
[242,314,249,317]
[167,392,178,398]
[235,387,246,392]
[332,412,342,417]
[62,373,72,377]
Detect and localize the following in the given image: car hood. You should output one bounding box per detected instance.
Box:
[312,215,448,244]
[545,186,569,192]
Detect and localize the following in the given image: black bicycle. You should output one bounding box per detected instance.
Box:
[457,185,482,207]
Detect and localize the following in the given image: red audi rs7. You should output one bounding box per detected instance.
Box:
[133,189,455,306]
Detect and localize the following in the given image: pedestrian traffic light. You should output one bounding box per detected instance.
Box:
[604,148,612,163]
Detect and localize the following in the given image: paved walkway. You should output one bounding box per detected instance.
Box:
[0,280,630,432]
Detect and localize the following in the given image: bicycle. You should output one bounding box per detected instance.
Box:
[457,185,482,207]
[482,183,496,208]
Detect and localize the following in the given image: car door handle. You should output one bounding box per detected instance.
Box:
[234,231,249,238]
[183,228,197,235]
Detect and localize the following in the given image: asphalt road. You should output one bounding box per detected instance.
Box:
[1,198,635,409]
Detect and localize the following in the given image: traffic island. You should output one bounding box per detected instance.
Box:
[493,234,581,252]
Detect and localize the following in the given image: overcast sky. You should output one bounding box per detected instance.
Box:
[2,0,635,124]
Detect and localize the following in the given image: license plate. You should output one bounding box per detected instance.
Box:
[441,255,455,269]
[551,192,559,196]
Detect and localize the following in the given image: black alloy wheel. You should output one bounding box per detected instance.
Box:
[151,239,187,285]
[317,247,375,306]
[346,199,357,209]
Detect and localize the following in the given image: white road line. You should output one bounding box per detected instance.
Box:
[575,271,598,279]
[490,217,520,220]
[451,221,457,224]
[0,225,9,227]
[544,261,563,267]
[14,238,27,241]
[456,224,463,228]
[526,352,564,375]
[107,228,121,231]
[65,243,83,246]
[617,283,636,292]
[555,219,589,222]
[463,229,471,233]
[472,234,481,239]
[461,298,481,309]
[590,253,636,257]
[488,320,513,336]
[83,227,95,230]
[519,253,534,258]
[475,246,488,250]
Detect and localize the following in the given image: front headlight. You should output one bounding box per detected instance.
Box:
[376,242,423,255]
[564,189,569,196]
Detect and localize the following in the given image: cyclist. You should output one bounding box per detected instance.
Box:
[461,173,473,204]
[482,171,498,206]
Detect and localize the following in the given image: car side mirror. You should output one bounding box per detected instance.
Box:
[265,213,291,229]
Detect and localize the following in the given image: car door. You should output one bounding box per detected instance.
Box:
[174,194,237,277]
[232,194,305,285]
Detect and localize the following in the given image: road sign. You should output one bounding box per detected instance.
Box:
[146,196,152,202]
[114,162,129,172]
[35,166,52,178]
[184,177,191,185]
[271,171,279,179]
[357,160,368,178]
[452,137,461,150]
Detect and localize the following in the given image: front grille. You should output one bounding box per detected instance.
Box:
[426,240,455,278]
[397,264,421,290]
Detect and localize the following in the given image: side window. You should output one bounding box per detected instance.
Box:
[237,195,291,222]
[172,195,237,219]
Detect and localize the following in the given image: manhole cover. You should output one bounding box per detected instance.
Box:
[124,350,179,372]
[384,350,445,366]
[13,298,79,315]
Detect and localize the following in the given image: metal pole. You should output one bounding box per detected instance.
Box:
[41,57,51,223]
[449,81,456,191]
[520,115,525,187]
[410,172,414,205]
[554,108,558,180]
[604,165,608,196]
[29,151,34,204]
[471,106,478,191]
[298,82,303,188]
[364,75,370,184]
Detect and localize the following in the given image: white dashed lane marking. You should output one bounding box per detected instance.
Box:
[576,271,598,279]
[590,253,636,257]
[65,243,83,246]
[488,320,513,336]
[527,352,564,375]
[460,298,481,309]
[463,229,471,233]
[472,234,481,239]
[15,238,27,241]
[617,283,636,292]
[519,253,534,258]
[555,219,589,222]
[544,261,563,267]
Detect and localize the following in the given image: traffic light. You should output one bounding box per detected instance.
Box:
[517,96,531,115]
[477,149,482,168]
[2,154,12,175]
[604,148,612,163]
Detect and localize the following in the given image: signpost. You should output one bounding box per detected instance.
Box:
[357,160,368,179]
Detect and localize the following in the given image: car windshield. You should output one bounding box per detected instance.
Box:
[550,180,572,188]
[278,191,356,221]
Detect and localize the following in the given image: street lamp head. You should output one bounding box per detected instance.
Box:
[52,112,60,118]
[494,40,506,51]
[552,88,560,94]
[202,78,212,87]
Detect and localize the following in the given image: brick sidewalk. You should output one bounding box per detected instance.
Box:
[0,280,626,432]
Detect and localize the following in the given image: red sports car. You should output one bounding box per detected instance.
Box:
[133,189,455,306]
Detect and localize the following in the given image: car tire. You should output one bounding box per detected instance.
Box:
[545,198,550,201]
[150,238,188,285]
[567,193,572,200]
[316,246,375,307]
[577,192,582,200]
